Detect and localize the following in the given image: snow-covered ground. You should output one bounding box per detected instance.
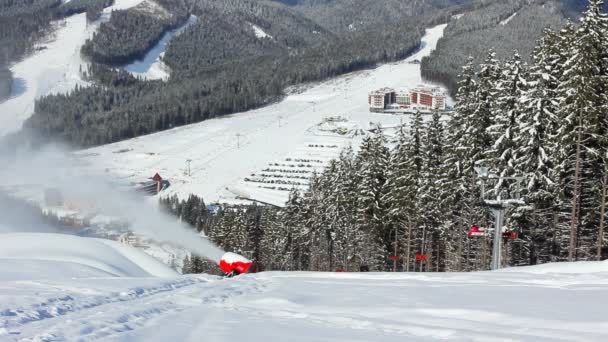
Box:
[78,24,451,207]
[0,233,176,280]
[1,242,607,342]
[0,0,145,137]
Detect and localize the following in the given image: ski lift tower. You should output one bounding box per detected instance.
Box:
[475,165,525,270]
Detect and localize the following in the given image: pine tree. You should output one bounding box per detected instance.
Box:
[332,146,361,271]
[489,51,527,198]
[182,255,192,274]
[513,29,563,265]
[384,127,414,271]
[282,189,308,270]
[441,56,478,271]
[418,110,445,271]
[469,49,501,169]
[355,131,390,270]
[556,0,608,261]
[405,112,426,271]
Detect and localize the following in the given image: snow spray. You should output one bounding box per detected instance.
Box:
[0,144,226,263]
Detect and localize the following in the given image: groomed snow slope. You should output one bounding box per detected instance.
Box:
[1,262,608,341]
[79,24,450,207]
[0,233,177,280]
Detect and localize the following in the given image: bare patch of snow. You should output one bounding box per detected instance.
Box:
[250,24,273,39]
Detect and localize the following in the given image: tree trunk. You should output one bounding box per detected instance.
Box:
[569,115,583,262]
[420,226,426,272]
[393,228,398,272]
[597,173,607,260]
[405,222,412,272]
[457,216,463,272]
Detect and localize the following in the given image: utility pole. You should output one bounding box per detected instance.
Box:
[236,133,241,149]
[278,115,283,128]
[475,166,525,271]
[490,207,503,270]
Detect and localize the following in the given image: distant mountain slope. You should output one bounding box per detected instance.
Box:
[0,0,115,101]
[421,0,603,94]
[81,0,189,64]
[22,0,468,147]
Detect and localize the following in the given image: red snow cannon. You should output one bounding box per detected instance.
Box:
[219,252,257,277]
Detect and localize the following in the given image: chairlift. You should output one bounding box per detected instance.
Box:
[468,225,489,237]
[502,231,517,240]
[469,225,516,240]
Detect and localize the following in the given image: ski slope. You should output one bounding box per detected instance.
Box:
[1,254,607,341]
[78,24,451,207]
[124,15,198,81]
[0,0,145,137]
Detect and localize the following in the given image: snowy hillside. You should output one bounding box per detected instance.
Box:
[78,24,450,207]
[1,261,608,341]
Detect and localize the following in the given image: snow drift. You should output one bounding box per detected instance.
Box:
[0,233,177,280]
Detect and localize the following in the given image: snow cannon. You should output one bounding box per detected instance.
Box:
[219,252,257,277]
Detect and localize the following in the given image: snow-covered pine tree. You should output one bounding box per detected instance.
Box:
[513,28,562,265]
[280,188,308,270]
[441,56,478,271]
[302,170,325,270]
[404,111,427,271]
[256,206,281,270]
[469,49,501,169]
[555,0,608,261]
[418,110,445,271]
[489,51,527,198]
[384,127,415,271]
[181,254,192,274]
[316,159,340,271]
[459,49,501,270]
[332,146,361,271]
[355,131,390,270]
[243,205,266,262]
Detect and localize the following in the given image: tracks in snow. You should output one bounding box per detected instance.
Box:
[1,276,267,341]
